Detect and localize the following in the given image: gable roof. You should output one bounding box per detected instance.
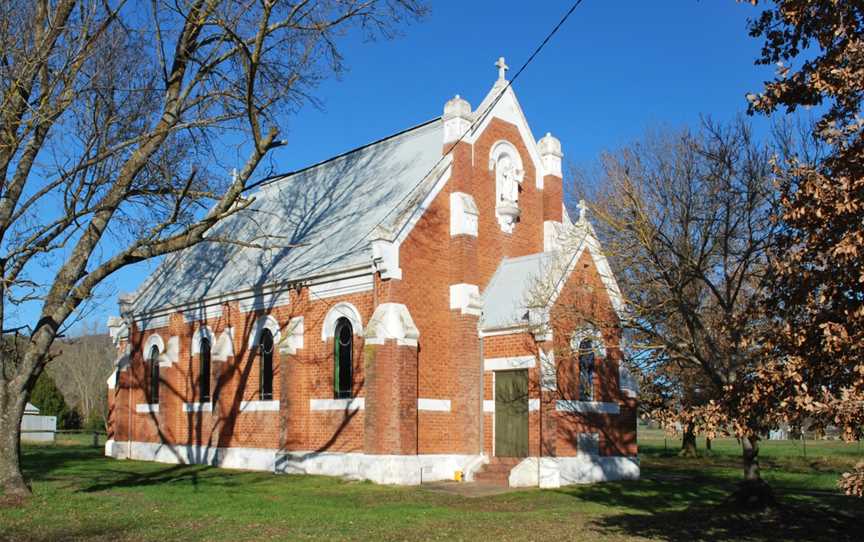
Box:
[129,118,444,315]
[480,221,626,333]
[480,251,560,331]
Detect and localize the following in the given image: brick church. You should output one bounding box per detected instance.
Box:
[105,58,639,488]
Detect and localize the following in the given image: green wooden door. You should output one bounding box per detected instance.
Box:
[495,370,529,457]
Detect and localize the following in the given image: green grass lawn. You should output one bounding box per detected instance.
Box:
[1,432,862,542]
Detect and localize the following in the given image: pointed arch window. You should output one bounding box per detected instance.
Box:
[334,317,353,399]
[578,339,595,401]
[259,328,274,401]
[148,345,160,404]
[199,337,212,402]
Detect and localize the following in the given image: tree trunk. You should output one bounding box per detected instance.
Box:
[680,422,698,457]
[732,434,774,509]
[0,390,30,499]
[705,437,712,451]
[742,435,760,480]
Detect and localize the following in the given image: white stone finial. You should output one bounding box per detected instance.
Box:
[577,199,588,223]
[495,56,509,82]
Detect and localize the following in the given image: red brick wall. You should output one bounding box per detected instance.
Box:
[104,111,640,465]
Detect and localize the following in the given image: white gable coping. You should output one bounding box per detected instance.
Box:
[371,160,453,281]
[467,85,546,188]
[483,355,535,371]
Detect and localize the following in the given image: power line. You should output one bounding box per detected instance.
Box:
[342,0,585,257]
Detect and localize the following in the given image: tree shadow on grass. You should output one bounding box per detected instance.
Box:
[21,443,268,495]
[21,445,103,483]
[555,470,864,542]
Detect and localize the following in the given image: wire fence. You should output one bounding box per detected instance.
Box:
[21,429,108,447]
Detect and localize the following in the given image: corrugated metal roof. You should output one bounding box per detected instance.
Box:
[480,251,562,331]
[130,119,444,314]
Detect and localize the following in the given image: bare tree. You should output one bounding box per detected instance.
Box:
[46,323,115,428]
[0,0,425,498]
[571,118,781,505]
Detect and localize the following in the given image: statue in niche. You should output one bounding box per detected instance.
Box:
[496,154,520,205]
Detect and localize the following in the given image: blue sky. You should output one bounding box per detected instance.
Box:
[71,0,779,333]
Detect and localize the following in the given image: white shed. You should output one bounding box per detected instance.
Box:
[21,402,56,442]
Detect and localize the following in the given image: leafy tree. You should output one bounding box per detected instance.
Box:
[741,1,864,496]
[29,373,69,422]
[574,118,780,505]
[0,0,425,498]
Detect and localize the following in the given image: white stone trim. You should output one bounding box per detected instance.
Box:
[105,440,278,472]
[191,326,215,355]
[467,85,546,185]
[540,348,556,391]
[484,355,535,371]
[544,220,564,252]
[478,326,525,338]
[163,336,179,366]
[182,304,223,323]
[364,303,419,347]
[449,283,482,316]
[570,326,607,358]
[143,333,165,357]
[136,403,159,414]
[528,399,540,412]
[238,290,291,313]
[619,362,639,398]
[309,274,374,299]
[183,402,213,413]
[213,327,235,361]
[418,398,451,412]
[248,315,281,348]
[321,302,364,342]
[137,314,169,331]
[483,400,496,413]
[538,132,563,178]
[556,400,620,414]
[309,398,365,411]
[279,316,304,355]
[239,400,280,412]
[275,451,485,485]
[507,455,639,488]
[371,161,453,281]
[450,192,479,237]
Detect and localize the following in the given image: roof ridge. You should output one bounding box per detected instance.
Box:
[257,117,441,190]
